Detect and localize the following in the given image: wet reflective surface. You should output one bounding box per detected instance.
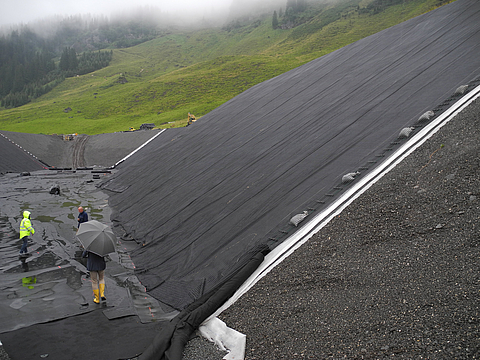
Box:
[0,170,172,336]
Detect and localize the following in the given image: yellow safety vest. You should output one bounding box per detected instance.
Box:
[20,212,34,239]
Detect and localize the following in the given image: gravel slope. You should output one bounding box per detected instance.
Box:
[217,98,480,359]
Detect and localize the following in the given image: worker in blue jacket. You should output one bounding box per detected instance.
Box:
[77,206,88,229]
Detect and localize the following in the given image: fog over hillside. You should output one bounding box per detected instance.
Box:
[0,0,231,29]
[228,0,287,17]
[0,0,303,31]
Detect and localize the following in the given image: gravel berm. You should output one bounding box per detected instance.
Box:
[205,98,480,359]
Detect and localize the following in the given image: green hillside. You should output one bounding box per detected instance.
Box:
[0,0,453,135]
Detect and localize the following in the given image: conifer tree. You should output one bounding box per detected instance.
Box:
[59,47,78,71]
[272,11,279,29]
[68,47,78,71]
[59,47,70,71]
[13,64,26,93]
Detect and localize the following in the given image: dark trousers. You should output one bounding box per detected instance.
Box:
[20,236,30,253]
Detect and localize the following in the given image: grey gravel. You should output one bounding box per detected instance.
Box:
[216,99,480,360]
[128,335,228,360]
[0,347,10,360]
[183,335,228,360]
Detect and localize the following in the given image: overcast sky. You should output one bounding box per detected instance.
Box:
[0,0,235,27]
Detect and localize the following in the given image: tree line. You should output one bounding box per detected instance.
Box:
[0,30,113,108]
[0,14,157,109]
[272,0,308,29]
[59,47,113,76]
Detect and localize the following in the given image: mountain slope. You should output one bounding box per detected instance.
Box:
[0,0,454,135]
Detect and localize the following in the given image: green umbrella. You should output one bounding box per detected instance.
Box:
[76,220,116,256]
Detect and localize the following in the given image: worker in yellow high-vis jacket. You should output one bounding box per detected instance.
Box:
[19,210,35,255]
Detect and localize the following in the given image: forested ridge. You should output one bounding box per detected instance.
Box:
[0,14,157,108]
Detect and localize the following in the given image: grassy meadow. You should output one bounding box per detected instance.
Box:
[0,0,454,135]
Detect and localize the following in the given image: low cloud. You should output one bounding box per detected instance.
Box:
[0,0,234,27]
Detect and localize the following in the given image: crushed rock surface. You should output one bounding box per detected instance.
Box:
[0,347,9,360]
[217,99,480,359]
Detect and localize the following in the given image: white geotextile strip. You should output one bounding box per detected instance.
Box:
[114,129,166,167]
[198,318,246,360]
[200,84,480,359]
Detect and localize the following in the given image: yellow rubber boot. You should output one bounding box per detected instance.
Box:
[93,289,100,304]
[99,283,106,301]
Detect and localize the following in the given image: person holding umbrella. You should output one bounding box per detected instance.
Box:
[77,220,117,304]
[82,249,106,303]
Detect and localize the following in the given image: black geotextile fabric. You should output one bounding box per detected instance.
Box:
[0,129,164,169]
[0,308,162,360]
[0,133,46,173]
[139,251,265,360]
[100,0,480,312]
